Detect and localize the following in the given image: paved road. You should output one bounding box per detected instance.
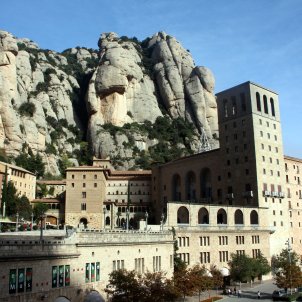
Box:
[184,280,279,302]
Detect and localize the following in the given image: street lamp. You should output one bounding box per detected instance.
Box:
[286,239,293,295]
[15,212,19,232]
[145,211,149,231]
[40,213,46,242]
[126,208,129,231]
[160,213,165,231]
[31,212,34,231]
[103,206,107,229]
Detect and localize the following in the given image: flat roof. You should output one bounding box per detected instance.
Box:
[216,81,278,96]
[0,161,36,176]
[284,155,302,163]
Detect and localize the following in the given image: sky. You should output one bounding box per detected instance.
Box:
[1,0,302,157]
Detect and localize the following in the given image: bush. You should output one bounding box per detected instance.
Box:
[19,102,36,117]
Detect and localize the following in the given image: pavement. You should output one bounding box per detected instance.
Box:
[183,280,279,302]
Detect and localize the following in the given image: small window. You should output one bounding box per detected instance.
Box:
[83,175,86,179]
[82,192,86,198]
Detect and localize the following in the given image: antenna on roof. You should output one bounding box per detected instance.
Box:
[199,128,211,153]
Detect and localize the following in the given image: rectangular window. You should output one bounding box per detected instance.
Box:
[96,262,100,281]
[9,269,17,294]
[52,266,58,288]
[85,263,90,283]
[17,268,25,293]
[59,265,64,287]
[91,263,95,282]
[200,252,210,264]
[25,268,32,292]
[65,265,70,286]
[82,192,86,198]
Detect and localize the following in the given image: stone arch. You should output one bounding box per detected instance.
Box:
[200,168,212,199]
[79,217,88,228]
[46,215,57,225]
[198,207,209,224]
[217,208,227,224]
[84,290,105,302]
[234,209,244,224]
[172,174,182,201]
[250,210,259,224]
[185,171,196,201]
[105,216,110,226]
[54,297,71,302]
[177,206,189,224]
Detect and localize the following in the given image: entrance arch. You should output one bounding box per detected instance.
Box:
[54,297,71,302]
[79,218,88,228]
[84,290,105,302]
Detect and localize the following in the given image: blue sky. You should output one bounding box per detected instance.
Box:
[1,0,302,157]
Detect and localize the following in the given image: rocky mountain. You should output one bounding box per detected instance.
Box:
[0,30,219,175]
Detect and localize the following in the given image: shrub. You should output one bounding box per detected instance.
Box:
[19,102,36,117]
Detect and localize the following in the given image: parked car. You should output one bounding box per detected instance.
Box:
[272,290,288,301]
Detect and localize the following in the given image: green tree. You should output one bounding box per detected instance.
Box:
[252,252,271,281]
[5,181,20,217]
[210,265,224,292]
[105,269,142,302]
[272,248,302,291]
[228,253,256,283]
[33,203,49,222]
[173,265,195,302]
[189,264,210,300]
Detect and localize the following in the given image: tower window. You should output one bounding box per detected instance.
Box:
[256,92,261,111]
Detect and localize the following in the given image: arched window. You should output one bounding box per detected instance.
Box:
[234,209,244,224]
[172,174,182,201]
[186,171,196,201]
[198,207,209,224]
[177,206,189,224]
[263,95,268,114]
[232,96,237,115]
[270,98,275,116]
[105,216,110,225]
[250,210,259,225]
[256,92,261,111]
[223,99,228,117]
[217,208,227,224]
[200,168,212,199]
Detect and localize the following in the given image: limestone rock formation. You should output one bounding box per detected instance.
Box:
[0,29,219,174]
[87,32,219,158]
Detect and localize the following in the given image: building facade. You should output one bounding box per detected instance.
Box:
[0,230,174,302]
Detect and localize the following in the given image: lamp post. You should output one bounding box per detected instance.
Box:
[126,208,129,232]
[145,211,149,231]
[40,213,46,242]
[286,239,293,295]
[103,206,107,229]
[15,212,19,232]
[31,212,34,231]
[160,213,165,231]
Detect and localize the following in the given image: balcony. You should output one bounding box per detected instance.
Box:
[263,191,271,197]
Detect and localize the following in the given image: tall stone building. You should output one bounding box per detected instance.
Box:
[284,156,302,252]
[151,81,291,273]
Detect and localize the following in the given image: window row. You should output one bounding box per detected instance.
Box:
[223,93,247,118]
[259,119,277,129]
[177,207,259,225]
[199,235,259,247]
[108,191,150,195]
[71,174,98,180]
[256,92,275,116]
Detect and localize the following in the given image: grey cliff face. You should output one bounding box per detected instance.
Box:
[0,30,219,174]
[87,32,218,161]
